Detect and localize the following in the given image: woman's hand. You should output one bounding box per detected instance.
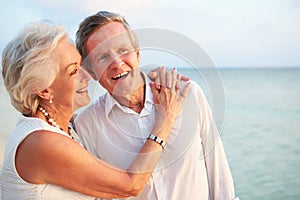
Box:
[150,68,191,124]
[147,67,190,90]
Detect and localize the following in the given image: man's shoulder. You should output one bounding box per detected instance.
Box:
[187,79,200,88]
[180,80,202,96]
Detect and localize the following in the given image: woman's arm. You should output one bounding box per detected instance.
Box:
[15,69,191,198]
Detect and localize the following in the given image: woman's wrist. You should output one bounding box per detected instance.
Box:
[152,114,174,141]
[147,134,167,149]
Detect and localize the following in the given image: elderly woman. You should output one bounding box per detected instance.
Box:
[0,22,189,199]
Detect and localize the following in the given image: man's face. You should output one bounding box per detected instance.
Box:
[85,22,142,97]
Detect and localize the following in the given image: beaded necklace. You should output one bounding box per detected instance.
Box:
[38,105,79,143]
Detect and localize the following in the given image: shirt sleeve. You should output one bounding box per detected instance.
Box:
[193,82,237,200]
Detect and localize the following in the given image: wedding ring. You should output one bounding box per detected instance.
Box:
[180,93,186,98]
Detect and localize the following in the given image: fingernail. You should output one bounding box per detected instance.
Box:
[173,67,177,71]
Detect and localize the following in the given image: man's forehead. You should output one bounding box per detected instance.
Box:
[88,22,128,43]
[87,28,131,52]
[90,30,135,55]
[91,34,132,52]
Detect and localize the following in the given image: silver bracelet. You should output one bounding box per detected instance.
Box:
[148,134,167,149]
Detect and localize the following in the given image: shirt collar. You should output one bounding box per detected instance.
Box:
[104,72,154,117]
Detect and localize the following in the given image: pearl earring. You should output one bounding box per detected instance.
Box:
[49,95,53,104]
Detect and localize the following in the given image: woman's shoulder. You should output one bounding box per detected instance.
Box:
[19,116,62,133]
[6,116,48,142]
[8,116,68,145]
[17,115,45,125]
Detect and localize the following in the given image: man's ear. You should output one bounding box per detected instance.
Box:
[136,48,141,64]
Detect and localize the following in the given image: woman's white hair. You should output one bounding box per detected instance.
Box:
[2,21,67,116]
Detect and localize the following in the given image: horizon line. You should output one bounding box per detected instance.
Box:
[141,65,300,70]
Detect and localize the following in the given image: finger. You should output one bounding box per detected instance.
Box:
[147,71,157,81]
[159,66,166,88]
[165,70,172,89]
[150,67,161,73]
[155,72,161,90]
[171,68,177,90]
[175,73,182,91]
[181,75,190,82]
[150,82,158,103]
[180,82,191,100]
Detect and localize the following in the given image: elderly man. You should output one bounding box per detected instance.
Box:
[74,11,237,200]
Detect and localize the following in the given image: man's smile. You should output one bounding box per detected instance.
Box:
[111,71,129,80]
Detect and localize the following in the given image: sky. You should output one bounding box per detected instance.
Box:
[0,0,299,68]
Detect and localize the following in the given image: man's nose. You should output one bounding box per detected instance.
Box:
[109,54,124,69]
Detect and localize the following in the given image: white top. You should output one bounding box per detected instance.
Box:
[0,116,95,200]
[74,79,237,200]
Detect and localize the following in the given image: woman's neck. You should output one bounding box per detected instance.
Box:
[34,103,73,133]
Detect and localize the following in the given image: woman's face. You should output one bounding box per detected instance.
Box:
[73,67,91,111]
[48,37,83,111]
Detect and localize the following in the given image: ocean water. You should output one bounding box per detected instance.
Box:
[0,68,300,199]
[205,68,300,199]
[229,69,300,199]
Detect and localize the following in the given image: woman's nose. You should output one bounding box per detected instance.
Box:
[79,67,92,81]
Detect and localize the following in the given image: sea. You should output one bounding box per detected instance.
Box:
[0,67,299,199]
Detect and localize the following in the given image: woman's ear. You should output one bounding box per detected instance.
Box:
[35,89,52,101]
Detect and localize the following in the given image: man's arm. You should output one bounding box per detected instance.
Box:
[194,82,236,200]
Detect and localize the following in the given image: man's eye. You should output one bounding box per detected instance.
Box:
[119,48,128,54]
[98,54,108,62]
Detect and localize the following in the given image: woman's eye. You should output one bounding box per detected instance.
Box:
[70,68,78,76]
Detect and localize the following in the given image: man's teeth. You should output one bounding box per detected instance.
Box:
[77,86,88,93]
[112,71,129,80]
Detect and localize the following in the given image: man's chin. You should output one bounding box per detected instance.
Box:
[111,88,132,97]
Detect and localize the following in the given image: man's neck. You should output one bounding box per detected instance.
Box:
[114,84,145,113]
[113,73,146,114]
